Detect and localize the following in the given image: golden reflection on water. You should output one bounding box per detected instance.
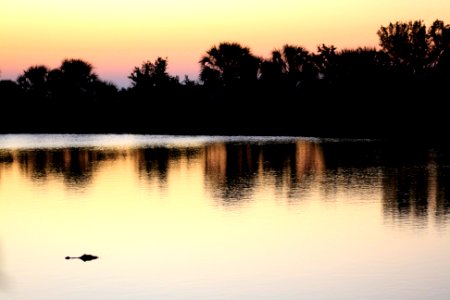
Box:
[0,139,449,300]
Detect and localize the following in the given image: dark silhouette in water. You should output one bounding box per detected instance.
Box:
[65,254,99,262]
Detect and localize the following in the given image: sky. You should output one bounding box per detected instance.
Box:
[1,0,449,88]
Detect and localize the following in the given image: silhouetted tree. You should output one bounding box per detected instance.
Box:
[260,44,318,90]
[53,59,100,101]
[315,44,338,84]
[427,19,450,78]
[92,80,119,104]
[60,59,98,84]
[281,44,318,86]
[17,65,50,99]
[46,68,64,99]
[199,42,260,87]
[2,19,450,137]
[0,79,23,108]
[333,47,384,83]
[331,47,389,117]
[181,75,198,87]
[0,79,21,97]
[376,19,450,135]
[260,50,285,83]
[377,20,429,76]
[129,57,179,91]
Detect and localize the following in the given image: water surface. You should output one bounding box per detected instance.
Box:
[0,134,449,300]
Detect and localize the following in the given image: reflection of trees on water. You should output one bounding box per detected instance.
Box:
[315,141,450,227]
[0,149,121,190]
[0,147,201,191]
[1,141,449,227]
[319,141,384,198]
[295,141,325,179]
[289,141,325,199]
[0,152,13,183]
[13,149,97,187]
[204,143,258,204]
[381,144,450,228]
[435,162,450,224]
[204,141,325,205]
[383,165,430,226]
[136,148,170,184]
[135,147,202,186]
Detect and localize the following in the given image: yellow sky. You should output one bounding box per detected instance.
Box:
[1,0,449,87]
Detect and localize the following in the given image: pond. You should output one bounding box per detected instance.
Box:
[0,134,449,300]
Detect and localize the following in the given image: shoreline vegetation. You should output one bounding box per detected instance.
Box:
[1,20,449,141]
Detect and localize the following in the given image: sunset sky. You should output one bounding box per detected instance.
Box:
[1,0,449,88]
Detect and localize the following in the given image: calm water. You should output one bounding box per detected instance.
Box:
[0,134,449,300]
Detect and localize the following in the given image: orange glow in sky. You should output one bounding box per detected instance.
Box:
[1,0,449,87]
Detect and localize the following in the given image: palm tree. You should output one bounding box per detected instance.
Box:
[17,65,49,98]
[281,44,317,86]
[56,59,99,100]
[199,42,260,87]
[260,44,318,88]
[315,44,337,84]
[60,59,98,86]
[259,50,285,83]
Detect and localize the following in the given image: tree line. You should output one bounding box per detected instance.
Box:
[1,19,449,138]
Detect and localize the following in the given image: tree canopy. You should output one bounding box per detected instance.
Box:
[199,42,260,87]
[377,19,450,77]
[1,19,449,138]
